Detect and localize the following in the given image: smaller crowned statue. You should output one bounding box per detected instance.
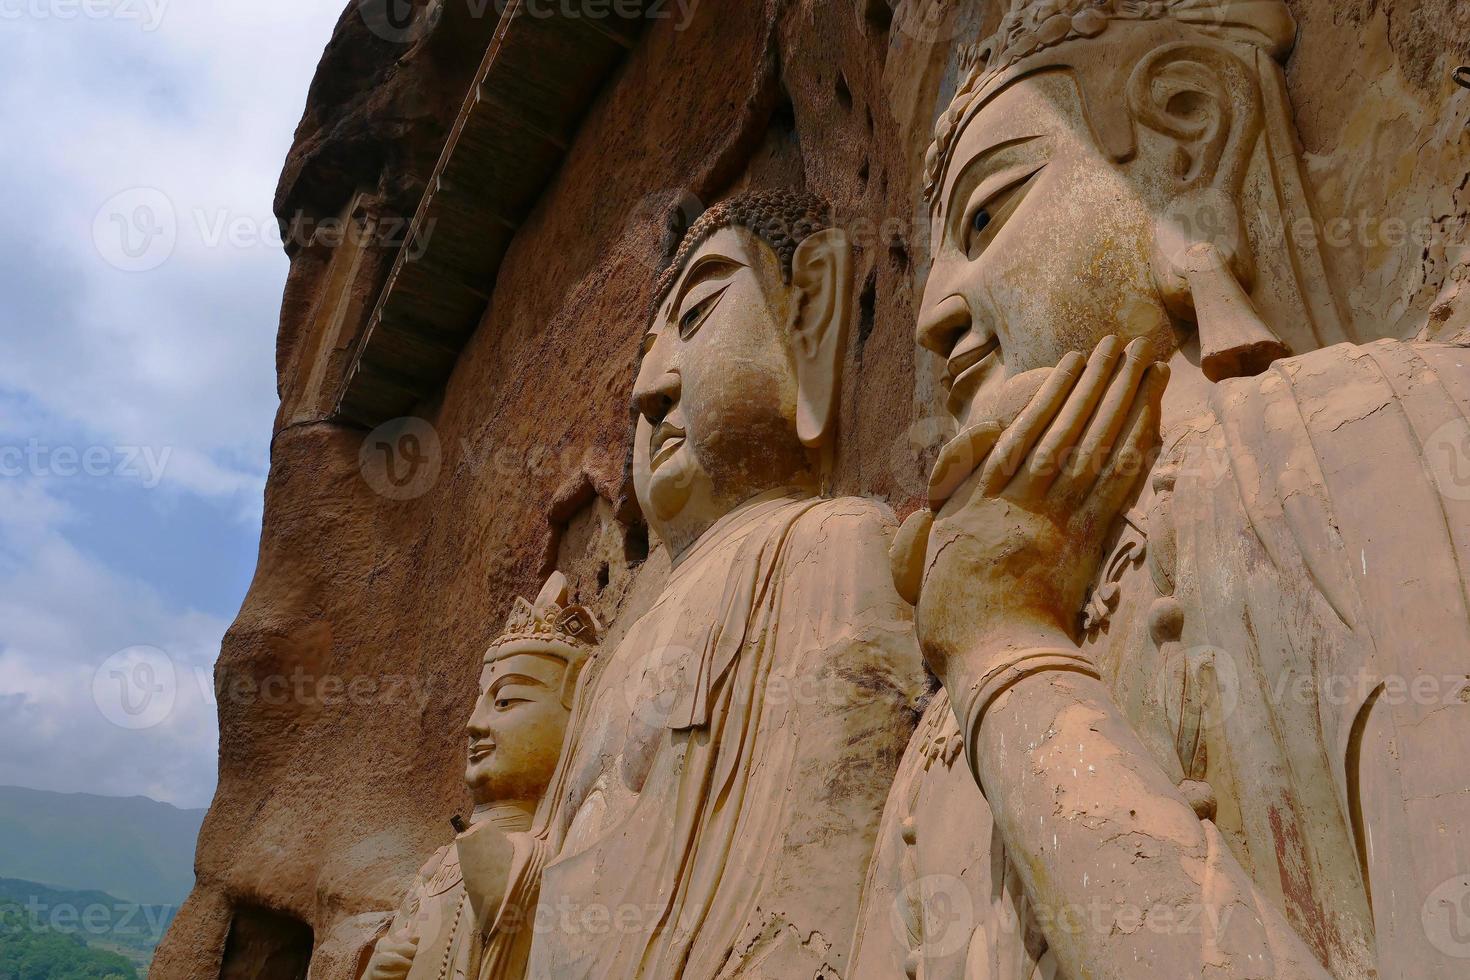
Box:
[363,572,600,980]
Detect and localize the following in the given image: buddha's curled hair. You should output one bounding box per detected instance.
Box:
[648,189,831,323]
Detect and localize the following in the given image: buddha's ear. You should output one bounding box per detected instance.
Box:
[1131,41,1263,305]
[1131,41,1289,378]
[790,227,852,448]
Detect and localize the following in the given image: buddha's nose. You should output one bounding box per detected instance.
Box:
[633,369,680,426]
[465,697,492,738]
[916,294,973,359]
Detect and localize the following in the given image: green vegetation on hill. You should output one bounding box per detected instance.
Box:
[0,880,173,970]
[0,901,138,980]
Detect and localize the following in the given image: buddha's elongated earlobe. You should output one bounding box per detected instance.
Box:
[790,227,852,448]
[1181,242,1289,381]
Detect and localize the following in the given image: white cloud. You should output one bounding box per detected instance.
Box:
[0,477,228,807]
[0,1,348,806]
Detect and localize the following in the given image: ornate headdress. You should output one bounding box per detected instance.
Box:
[924,0,1297,205]
[485,572,602,667]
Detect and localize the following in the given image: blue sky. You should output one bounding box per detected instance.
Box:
[0,2,348,808]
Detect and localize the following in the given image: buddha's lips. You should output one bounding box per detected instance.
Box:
[944,333,1001,419]
[650,422,686,471]
[467,740,496,763]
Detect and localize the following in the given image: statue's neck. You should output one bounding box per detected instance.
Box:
[666,486,812,570]
[468,801,535,834]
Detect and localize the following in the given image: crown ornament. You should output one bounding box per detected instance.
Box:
[925,0,1295,204]
[486,571,602,662]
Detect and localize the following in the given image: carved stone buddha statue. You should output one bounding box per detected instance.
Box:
[363,573,599,980]
[514,190,929,979]
[872,1,1470,978]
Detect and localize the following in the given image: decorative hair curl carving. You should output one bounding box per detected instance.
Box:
[648,190,830,323]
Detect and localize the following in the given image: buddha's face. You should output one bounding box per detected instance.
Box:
[917,70,1176,428]
[463,650,572,807]
[633,226,812,554]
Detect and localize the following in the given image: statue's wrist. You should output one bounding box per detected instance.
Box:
[970,615,1078,657]
[949,626,1097,768]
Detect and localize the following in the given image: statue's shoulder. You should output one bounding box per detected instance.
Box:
[1212,338,1469,411]
[782,495,901,558]
[1183,339,1470,631]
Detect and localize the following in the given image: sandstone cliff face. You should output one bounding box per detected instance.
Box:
[153,1,1470,976]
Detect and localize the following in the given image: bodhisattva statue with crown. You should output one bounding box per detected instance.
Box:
[506,190,928,979]
[870,1,1470,978]
[363,574,598,980]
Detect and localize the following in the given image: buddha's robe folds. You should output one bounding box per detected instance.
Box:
[849,687,1050,980]
[1098,339,1470,979]
[524,490,927,980]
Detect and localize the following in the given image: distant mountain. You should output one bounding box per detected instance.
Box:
[0,787,205,907]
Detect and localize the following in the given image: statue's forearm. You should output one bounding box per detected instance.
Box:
[953,655,1329,979]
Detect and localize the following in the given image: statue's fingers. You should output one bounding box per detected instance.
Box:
[928,421,1002,509]
[980,350,1086,495]
[1077,361,1167,510]
[1059,337,1151,491]
[1010,335,1122,499]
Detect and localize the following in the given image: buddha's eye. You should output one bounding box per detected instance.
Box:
[677,284,729,341]
[956,159,1049,259]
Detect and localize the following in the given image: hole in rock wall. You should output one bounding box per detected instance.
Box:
[863,0,893,37]
[742,87,806,190]
[218,905,313,980]
[546,479,644,622]
[835,71,853,111]
[858,268,878,353]
[624,522,650,565]
[889,238,911,276]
